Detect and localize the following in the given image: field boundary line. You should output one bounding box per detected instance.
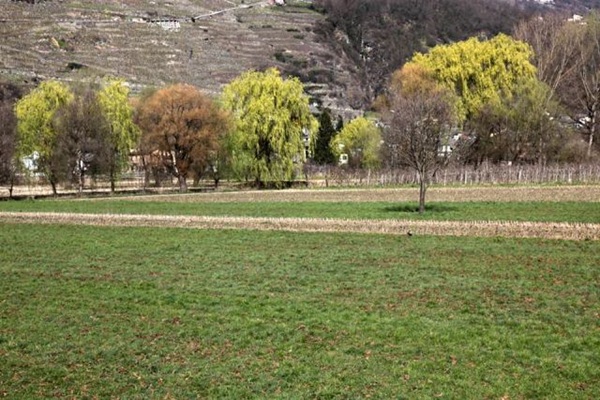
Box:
[1,212,599,240]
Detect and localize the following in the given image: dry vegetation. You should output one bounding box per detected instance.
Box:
[0,0,349,110]
[109,185,600,203]
[1,211,598,240]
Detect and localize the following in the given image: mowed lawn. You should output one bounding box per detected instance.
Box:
[1,223,599,398]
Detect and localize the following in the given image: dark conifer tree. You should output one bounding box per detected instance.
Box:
[313,109,337,165]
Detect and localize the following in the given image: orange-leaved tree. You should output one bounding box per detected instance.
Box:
[135,84,230,192]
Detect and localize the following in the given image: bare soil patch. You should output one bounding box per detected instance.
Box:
[1,212,598,240]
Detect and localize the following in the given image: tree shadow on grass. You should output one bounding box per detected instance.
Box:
[383,204,459,214]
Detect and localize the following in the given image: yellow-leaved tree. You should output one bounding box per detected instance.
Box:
[15,80,73,195]
[408,33,537,122]
[222,68,318,187]
[331,116,382,170]
[97,78,140,192]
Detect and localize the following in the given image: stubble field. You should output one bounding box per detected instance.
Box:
[0,185,599,398]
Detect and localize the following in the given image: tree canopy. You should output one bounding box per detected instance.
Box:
[408,34,537,122]
[331,116,381,170]
[52,89,112,194]
[136,84,229,192]
[97,78,140,191]
[0,82,23,197]
[15,80,73,194]
[382,65,456,213]
[222,68,318,186]
[313,0,531,107]
[313,109,337,165]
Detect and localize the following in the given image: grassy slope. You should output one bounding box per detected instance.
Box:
[1,198,600,223]
[1,224,599,398]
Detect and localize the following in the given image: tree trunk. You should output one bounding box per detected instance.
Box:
[110,167,116,193]
[78,169,85,196]
[588,119,595,159]
[418,174,427,214]
[50,178,58,196]
[178,174,188,192]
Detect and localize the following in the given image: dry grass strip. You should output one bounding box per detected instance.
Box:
[1,212,599,241]
[106,185,600,203]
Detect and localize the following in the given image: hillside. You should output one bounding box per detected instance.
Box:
[0,0,358,113]
[1,0,597,115]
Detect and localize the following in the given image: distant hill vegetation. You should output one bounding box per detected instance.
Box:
[311,0,539,108]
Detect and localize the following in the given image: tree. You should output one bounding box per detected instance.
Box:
[382,65,456,213]
[222,68,318,186]
[52,89,112,194]
[331,116,381,169]
[466,78,569,165]
[97,78,140,192]
[313,0,530,107]
[313,108,337,165]
[15,80,73,194]
[558,13,600,158]
[0,82,23,198]
[136,84,229,192]
[517,12,600,159]
[408,34,537,122]
[514,12,580,101]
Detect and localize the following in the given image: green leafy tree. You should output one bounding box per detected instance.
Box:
[331,116,381,169]
[97,78,140,192]
[222,68,318,186]
[313,108,337,165]
[467,79,569,165]
[15,80,73,194]
[408,34,537,122]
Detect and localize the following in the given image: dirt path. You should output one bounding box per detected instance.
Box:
[1,212,598,241]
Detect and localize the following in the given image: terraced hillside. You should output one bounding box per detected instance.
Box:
[0,0,356,113]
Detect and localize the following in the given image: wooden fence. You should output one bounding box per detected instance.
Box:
[304,163,600,187]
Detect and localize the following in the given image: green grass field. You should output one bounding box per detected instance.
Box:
[1,198,600,223]
[1,222,599,398]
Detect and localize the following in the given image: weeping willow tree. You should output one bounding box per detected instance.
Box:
[15,80,73,195]
[222,68,318,187]
[408,33,537,122]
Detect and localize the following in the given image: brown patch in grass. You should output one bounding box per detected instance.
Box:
[103,186,600,203]
[1,212,598,241]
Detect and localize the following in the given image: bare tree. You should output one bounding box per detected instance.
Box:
[564,14,600,158]
[0,82,23,198]
[516,12,600,158]
[514,13,580,101]
[52,90,112,194]
[0,106,18,198]
[383,90,456,213]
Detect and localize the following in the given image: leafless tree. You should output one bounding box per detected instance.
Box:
[52,90,112,194]
[514,13,580,101]
[383,90,456,213]
[563,14,600,158]
[516,12,600,158]
[0,82,23,198]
